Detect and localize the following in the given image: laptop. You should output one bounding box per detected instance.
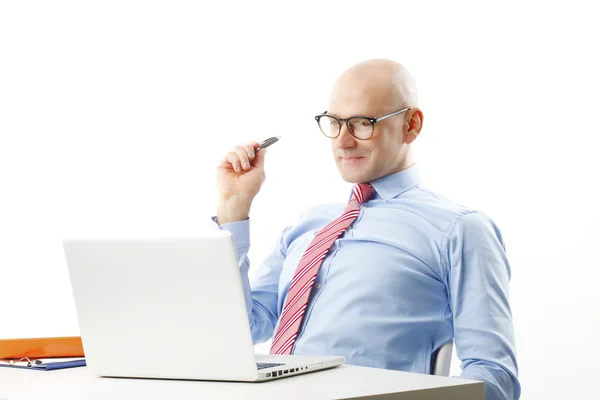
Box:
[62,230,344,382]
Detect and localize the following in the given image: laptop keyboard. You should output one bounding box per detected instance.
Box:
[257,362,285,370]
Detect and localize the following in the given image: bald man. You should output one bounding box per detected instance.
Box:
[214,59,520,400]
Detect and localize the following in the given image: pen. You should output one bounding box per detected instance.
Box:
[254,136,281,154]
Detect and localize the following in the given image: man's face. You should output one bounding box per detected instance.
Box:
[328,79,410,184]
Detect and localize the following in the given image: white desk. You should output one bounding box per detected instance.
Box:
[0,365,483,399]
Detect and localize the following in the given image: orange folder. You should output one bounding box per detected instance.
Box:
[0,336,84,359]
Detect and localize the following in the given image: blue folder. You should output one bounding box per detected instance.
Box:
[0,358,86,370]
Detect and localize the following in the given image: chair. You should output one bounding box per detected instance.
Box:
[430,338,453,376]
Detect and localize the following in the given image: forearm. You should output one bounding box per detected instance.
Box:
[459,360,519,400]
[212,217,280,344]
[216,197,251,225]
[236,243,278,344]
[448,211,521,399]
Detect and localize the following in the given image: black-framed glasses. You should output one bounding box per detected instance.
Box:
[315,107,412,140]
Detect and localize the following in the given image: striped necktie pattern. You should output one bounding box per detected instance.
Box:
[269,182,375,355]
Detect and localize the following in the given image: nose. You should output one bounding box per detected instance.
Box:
[334,122,357,149]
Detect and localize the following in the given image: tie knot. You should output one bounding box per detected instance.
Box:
[350,183,375,205]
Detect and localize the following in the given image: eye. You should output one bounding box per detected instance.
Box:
[350,118,371,129]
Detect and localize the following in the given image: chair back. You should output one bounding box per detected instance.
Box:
[431,338,453,376]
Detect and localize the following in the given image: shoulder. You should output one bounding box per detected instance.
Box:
[402,184,478,232]
[411,184,474,214]
[410,185,504,240]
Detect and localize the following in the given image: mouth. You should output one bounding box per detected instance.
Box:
[338,156,366,165]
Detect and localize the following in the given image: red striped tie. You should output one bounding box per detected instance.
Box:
[269,182,375,355]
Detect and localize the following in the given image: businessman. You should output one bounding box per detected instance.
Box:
[213,59,520,400]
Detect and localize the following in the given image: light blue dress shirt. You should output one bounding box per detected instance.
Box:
[214,165,520,400]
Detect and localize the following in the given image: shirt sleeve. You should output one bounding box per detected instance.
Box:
[211,217,287,344]
[446,211,521,400]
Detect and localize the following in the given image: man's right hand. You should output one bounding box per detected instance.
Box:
[216,141,267,225]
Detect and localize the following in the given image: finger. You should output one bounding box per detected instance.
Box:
[253,146,266,170]
[217,160,231,169]
[232,146,251,170]
[240,143,256,161]
[225,152,242,173]
[251,140,263,156]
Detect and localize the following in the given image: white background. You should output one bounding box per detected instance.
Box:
[1,1,599,398]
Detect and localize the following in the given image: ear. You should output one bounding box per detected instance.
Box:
[404,108,424,144]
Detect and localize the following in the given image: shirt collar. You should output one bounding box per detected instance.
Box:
[368,163,422,201]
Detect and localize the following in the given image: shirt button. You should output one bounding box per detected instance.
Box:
[315,283,321,289]
[329,244,335,251]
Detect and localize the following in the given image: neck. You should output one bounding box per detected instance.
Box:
[390,149,414,175]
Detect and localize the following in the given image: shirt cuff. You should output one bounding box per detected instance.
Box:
[210,216,250,252]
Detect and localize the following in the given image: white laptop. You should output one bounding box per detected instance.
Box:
[62,230,344,382]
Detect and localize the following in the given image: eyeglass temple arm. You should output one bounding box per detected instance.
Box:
[374,107,413,122]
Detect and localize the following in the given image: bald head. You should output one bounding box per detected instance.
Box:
[329,59,418,112]
[326,59,423,184]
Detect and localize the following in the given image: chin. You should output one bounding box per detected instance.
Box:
[337,165,370,184]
